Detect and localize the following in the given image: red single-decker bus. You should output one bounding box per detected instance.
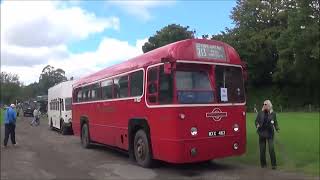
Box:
[72,39,246,167]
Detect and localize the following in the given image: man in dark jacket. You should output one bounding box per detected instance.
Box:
[255,100,279,169]
[3,104,17,147]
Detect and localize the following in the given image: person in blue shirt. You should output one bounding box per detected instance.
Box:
[3,104,17,147]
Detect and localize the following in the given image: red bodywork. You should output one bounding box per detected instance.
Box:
[72,39,246,163]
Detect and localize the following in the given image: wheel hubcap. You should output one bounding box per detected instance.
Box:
[136,138,145,160]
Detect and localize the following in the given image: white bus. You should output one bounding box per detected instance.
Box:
[48,80,75,134]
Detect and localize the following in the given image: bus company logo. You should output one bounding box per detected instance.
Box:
[206,108,227,121]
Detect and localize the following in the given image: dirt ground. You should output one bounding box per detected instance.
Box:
[0,116,318,180]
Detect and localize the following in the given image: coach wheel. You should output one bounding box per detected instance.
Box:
[81,123,91,148]
[134,130,153,168]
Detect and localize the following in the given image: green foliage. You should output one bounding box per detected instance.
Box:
[225,112,320,176]
[1,72,22,104]
[212,0,320,106]
[38,65,67,95]
[0,109,4,123]
[142,24,195,53]
[1,65,67,104]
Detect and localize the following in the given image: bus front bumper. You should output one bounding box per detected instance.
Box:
[153,135,246,164]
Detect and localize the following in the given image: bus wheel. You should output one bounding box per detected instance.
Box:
[81,123,91,148]
[134,130,153,168]
[60,120,68,135]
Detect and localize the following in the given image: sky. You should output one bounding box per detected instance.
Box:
[1,0,236,85]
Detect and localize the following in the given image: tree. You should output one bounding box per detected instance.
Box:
[211,0,320,108]
[274,0,320,105]
[213,0,290,86]
[38,65,67,95]
[0,72,22,104]
[142,24,195,53]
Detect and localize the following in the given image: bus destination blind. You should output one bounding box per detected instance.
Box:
[195,43,226,61]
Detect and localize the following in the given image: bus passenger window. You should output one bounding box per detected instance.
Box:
[77,90,82,102]
[91,83,101,100]
[148,83,157,94]
[82,87,90,101]
[130,70,143,97]
[61,99,64,111]
[148,68,158,82]
[114,76,129,98]
[101,80,113,99]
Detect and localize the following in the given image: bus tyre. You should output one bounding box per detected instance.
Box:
[134,130,153,168]
[61,121,68,135]
[81,123,91,148]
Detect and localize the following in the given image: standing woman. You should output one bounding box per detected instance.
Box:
[255,100,280,169]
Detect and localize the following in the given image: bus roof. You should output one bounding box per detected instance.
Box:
[74,39,242,88]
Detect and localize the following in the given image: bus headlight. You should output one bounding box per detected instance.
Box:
[190,127,198,136]
[233,124,239,132]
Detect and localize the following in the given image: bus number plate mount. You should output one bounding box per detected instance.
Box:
[208,130,225,137]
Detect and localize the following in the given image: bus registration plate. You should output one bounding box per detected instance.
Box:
[209,130,226,137]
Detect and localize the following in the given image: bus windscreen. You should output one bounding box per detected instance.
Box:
[175,71,214,104]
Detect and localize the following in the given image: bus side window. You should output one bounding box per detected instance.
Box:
[102,80,113,99]
[114,75,129,98]
[82,87,90,101]
[91,83,101,100]
[130,70,143,97]
[61,99,64,111]
[147,67,158,103]
[113,83,120,98]
[77,89,82,102]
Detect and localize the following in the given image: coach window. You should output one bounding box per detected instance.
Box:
[130,70,143,97]
[114,75,129,98]
[61,99,64,111]
[159,65,173,104]
[91,83,101,100]
[65,98,72,111]
[102,79,113,99]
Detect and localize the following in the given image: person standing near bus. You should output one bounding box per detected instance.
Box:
[31,107,40,126]
[3,104,17,147]
[255,100,279,169]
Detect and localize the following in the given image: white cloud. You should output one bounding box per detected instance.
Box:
[1,44,69,66]
[2,38,147,85]
[1,1,119,47]
[48,38,147,82]
[0,1,147,85]
[109,0,175,21]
